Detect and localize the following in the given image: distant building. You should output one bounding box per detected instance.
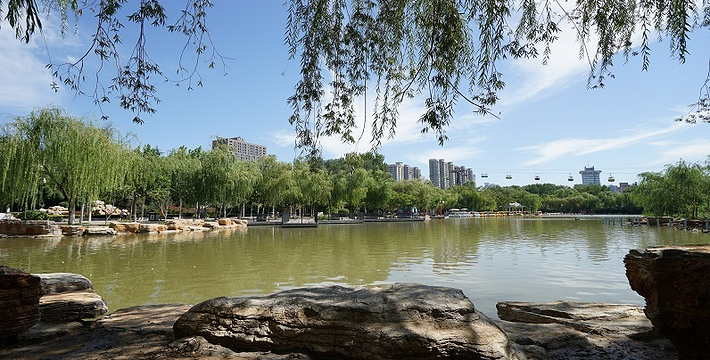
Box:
[428,158,474,188]
[618,182,630,192]
[579,166,602,185]
[429,159,442,187]
[412,166,422,180]
[387,162,421,181]
[212,136,267,161]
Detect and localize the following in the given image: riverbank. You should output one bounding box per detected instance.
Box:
[0,218,247,238]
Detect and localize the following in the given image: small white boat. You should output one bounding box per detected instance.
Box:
[447,208,473,218]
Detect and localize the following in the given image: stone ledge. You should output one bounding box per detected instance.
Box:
[496,300,676,360]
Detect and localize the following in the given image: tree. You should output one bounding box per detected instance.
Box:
[363,169,392,213]
[125,144,170,221]
[4,1,707,152]
[166,146,202,218]
[230,160,259,218]
[0,107,129,224]
[254,155,292,217]
[635,160,710,218]
[293,160,332,217]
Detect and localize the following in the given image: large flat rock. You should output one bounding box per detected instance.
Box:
[497,300,676,360]
[174,283,525,360]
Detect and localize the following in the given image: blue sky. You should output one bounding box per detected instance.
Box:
[2,2,710,186]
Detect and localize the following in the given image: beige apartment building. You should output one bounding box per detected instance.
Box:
[212,136,267,161]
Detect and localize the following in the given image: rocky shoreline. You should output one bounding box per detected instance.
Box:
[4,245,709,359]
[0,218,248,238]
[1,295,676,360]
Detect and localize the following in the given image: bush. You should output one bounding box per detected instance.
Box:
[19,210,49,220]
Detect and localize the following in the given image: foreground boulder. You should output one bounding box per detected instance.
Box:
[37,273,108,323]
[0,266,42,342]
[174,283,525,359]
[497,300,676,359]
[625,245,710,360]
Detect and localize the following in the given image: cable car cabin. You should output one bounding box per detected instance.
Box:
[568,175,574,182]
[534,174,540,181]
[608,174,615,182]
[481,173,488,178]
[505,173,512,180]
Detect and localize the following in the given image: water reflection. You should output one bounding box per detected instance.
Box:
[1,218,708,318]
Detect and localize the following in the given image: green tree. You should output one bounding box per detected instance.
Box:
[199,147,238,218]
[364,169,392,213]
[293,160,332,217]
[0,107,128,224]
[255,155,293,217]
[166,146,202,218]
[635,160,709,218]
[229,160,259,218]
[341,168,372,213]
[125,144,170,221]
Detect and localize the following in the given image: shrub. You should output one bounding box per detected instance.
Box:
[19,210,49,220]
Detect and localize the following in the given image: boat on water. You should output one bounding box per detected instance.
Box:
[281,222,318,228]
[447,208,473,218]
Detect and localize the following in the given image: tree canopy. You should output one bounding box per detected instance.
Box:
[3,0,709,153]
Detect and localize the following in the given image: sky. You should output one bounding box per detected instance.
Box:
[2,2,710,187]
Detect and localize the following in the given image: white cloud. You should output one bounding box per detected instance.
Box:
[650,139,710,166]
[498,24,592,107]
[0,24,56,113]
[517,122,688,165]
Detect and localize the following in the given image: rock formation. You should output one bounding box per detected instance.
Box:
[174,283,525,360]
[0,266,42,342]
[37,273,108,323]
[625,245,710,360]
[497,300,676,359]
[0,220,62,237]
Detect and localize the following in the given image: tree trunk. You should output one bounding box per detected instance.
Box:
[79,203,85,224]
[132,191,138,222]
[88,202,92,222]
[68,201,76,225]
[179,198,183,219]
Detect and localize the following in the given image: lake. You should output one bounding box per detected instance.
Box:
[1,217,706,318]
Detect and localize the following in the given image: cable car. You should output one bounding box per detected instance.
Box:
[505,173,512,180]
[608,174,615,182]
[567,174,574,182]
[481,172,488,178]
[534,174,540,181]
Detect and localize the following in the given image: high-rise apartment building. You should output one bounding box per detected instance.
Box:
[212,136,267,161]
[429,159,474,188]
[579,166,602,185]
[412,167,422,180]
[429,159,441,187]
[387,162,421,181]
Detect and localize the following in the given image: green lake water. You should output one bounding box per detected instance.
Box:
[1,217,706,318]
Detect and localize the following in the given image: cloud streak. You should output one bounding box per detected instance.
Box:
[517,122,688,165]
[650,139,710,166]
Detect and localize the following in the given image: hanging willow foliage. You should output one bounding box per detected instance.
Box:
[0,107,131,223]
[3,1,709,154]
